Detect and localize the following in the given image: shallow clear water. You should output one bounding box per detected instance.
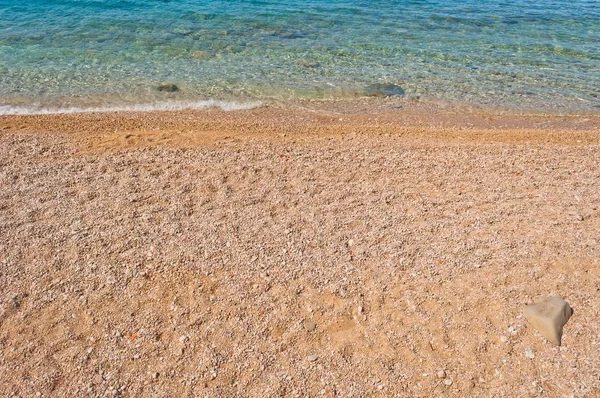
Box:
[0,0,599,113]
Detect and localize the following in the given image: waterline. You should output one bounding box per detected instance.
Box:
[0,99,262,116]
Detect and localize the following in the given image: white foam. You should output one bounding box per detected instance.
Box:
[0,99,262,115]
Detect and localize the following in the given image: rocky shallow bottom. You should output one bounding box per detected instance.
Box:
[1,103,599,397]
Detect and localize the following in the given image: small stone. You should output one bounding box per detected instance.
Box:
[358,306,364,314]
[157,83,179,92]
[444,379,453,386]
[307,355,319,362]
[179,335,188,344]
[524,296,573,346]
[500,335,509,343]
[576,214,584,221]
[363,83,406,97]
[304,321,317,332]
[294,60,319,69]
[152,372,159,379]
[437,370,446,379]
[191,50,211,60]
[525,348,535,359]
[377,384,384,390]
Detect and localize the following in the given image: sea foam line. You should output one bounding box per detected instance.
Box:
[0,99,262,115]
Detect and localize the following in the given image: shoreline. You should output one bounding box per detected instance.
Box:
[2,98,599,146]
[2,95,600,117]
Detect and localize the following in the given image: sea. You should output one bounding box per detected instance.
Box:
[0,0,598,114]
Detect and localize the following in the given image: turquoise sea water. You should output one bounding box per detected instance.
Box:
[0,0,599,113]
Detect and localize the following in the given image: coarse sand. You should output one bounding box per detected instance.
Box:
[1,99,599,397]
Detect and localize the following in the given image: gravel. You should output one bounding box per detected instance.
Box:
[1,103,599,397]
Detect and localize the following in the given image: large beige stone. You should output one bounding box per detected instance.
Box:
[524,296,573,346]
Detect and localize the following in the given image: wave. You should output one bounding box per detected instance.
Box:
[0,99,262,115]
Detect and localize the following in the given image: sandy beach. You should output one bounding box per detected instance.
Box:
[1,99,599,397]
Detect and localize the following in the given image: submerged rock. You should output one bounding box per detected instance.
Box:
[191,50,212,60]
[294,60,320,68]
[157,83,179,92]
[363,83,405,97]
[269,30,306,39]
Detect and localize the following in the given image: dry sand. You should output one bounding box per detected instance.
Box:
[1,99,599,397]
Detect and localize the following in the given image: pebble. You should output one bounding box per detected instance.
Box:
[157,83,179,92]
[444,379,453,386]
[179,335,188,343]
[152,372,159,379]
[307,355,319,362]
[437,370,446,379]
[525,348,535,359]
[500,335,509,343]
[363,83,406,97]
[304,321,317,332]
